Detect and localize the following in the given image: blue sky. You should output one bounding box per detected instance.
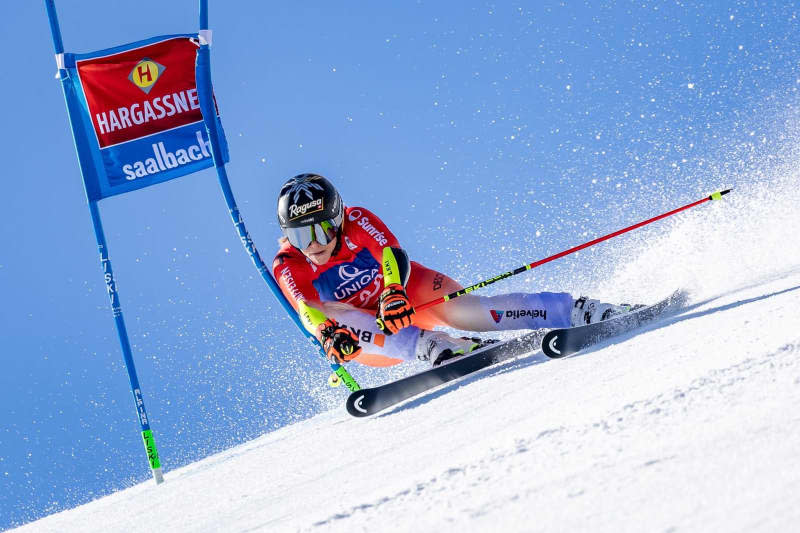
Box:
[2,1,799,528]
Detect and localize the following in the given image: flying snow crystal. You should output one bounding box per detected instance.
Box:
[688,83,695,89]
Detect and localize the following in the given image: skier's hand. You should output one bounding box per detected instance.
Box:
[317,318,361,364]
[376,283,415,335]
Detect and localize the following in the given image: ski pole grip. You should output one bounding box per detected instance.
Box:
[709,189,731,201]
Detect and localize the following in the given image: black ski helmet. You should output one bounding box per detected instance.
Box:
[277,173,344,249]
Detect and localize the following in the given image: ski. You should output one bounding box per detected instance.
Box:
[346,330,547,417]
[346,290,687,416]
[541,290,687,359]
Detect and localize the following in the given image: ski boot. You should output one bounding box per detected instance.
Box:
[571,297,643,327]
[415,330,493,366]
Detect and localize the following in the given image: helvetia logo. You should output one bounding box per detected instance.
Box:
[491,309,548,322]
[128,58,166,94]
[507,309,547,320]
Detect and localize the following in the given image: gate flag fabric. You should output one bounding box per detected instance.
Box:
[61,34,229,200]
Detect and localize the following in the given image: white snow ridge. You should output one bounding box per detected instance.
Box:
[15,175,800,532]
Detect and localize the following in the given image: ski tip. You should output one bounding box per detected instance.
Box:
[346,391,372,417]
[541,330,569,359]
[668,288,690,307]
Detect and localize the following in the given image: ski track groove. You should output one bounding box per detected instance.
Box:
[305,327,800,532]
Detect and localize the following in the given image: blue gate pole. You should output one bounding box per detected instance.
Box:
[194,0,359,391]
[44,0,164,484]
[89,202,164,483]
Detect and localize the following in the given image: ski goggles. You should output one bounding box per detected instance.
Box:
[283,213,343,250]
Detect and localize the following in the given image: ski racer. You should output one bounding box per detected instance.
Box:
[273,173,635,367]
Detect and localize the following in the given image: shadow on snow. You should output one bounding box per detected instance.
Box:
[376,282,800,417]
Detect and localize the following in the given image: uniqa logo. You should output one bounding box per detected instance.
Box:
[334,264,379,300]
[129,58,166,94]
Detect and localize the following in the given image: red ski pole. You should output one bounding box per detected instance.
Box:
[416,189,731,312]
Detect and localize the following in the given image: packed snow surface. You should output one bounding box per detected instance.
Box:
[13,176,800,531]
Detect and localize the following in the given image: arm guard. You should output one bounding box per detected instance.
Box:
[298,301,328,337]
[381,247,411,287]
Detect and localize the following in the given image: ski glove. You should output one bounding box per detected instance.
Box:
[317,318,361,364]
[376,283,415,335]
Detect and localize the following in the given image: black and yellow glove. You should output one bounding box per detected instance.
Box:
[317,318,361,364]
[376,283,415,335]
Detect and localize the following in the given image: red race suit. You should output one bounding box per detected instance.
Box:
[273,206,460,331]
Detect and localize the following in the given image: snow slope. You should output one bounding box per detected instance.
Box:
[12,171,800,532]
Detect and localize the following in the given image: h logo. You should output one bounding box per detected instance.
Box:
[137,64,154,83]
[128,58,165,94]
